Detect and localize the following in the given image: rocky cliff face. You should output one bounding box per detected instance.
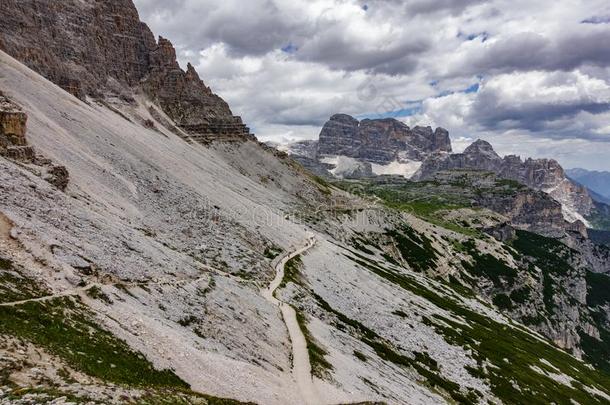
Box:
[0,92,33,162]
[0,91,69,190]
[0,0,252,142]
[317,114,451,164]
[414,140,595,225]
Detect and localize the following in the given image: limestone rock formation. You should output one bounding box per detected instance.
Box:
[0,0,252,143]
[414,139,596,224]
[0,91,69,190]
[0,92,34,162]
[317,114,451,164]
[142,40,252,142]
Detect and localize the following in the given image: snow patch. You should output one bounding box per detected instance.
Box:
[371,160,422,179]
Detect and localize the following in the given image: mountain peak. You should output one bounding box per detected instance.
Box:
[464,139,499,157]
[317,114,452,164]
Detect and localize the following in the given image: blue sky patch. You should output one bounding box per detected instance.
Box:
[281,43,299,54]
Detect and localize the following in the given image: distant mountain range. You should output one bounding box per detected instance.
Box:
[567,168,610,202]
[282,114,609,231]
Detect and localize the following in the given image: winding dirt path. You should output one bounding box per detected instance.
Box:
[262,235,320,405]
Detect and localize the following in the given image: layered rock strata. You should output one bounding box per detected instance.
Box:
[0,0,252,143]
[0,91,69,190]
[317,114,451,164]
[414,140,595,224]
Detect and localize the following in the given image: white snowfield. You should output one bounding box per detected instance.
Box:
[2,50,607,405]
[321,155,422,179]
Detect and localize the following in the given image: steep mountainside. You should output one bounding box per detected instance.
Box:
[2,2,610,405]
[0,0,252,142]
[414,140,598,226]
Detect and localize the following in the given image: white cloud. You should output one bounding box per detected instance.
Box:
[134,0,610,170]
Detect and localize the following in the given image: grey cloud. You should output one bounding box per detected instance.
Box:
[135,0,431,74]
[454,28,610,76]
[135,0,302,55]
[134,0,610,168]
[298,33,429,75]
[404,0,486,15]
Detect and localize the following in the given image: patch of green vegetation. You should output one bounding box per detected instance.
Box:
[295,310,334,378]
[492,293,513,311]
[115,283,136,298]
[177,315,198,327]
[446,275,477,299]
[0,266,49,304]
[585,271,610,307]
[354,350,368,362]
[509,286,531,304]
[233,270,255,280]
[263,246,282,260]
[3,386,98,404]
[511,230,575,276]
[579,322,610,374]
[136,391,255,404]
[0,297,188,389]
[344,250,610,404]
[86,286,113,304]
[278,255,304,290]
[495,178,526,190]
[582,271,610,373]
[0,257,13,270]
[310,175,332,196]
[5,385,256,405]
[509,230,580,316]
[310,291,472,403]
[332,179,482,236]
[392,309,409,318]
[351,237,376,256]
[459,240,517,288]
[386,226,438,273]
[520,314,546,326]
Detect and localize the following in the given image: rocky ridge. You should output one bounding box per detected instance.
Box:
[0,0,252,143]
[413,139,596,226]
[2,1,610,404]
[317,114,451,164]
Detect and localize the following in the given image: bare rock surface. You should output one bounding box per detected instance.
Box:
[415,139,596,224]
[317,114,451,165]
[0,0,252,143]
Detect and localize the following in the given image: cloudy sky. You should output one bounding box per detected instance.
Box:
[133,0,610,170]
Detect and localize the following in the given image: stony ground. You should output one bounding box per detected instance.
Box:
[2,49,610,405]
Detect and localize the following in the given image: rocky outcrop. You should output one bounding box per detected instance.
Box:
[427,169,574,237]
[0,91,69,190]
[0,93,34,162]
[317,114,451,164]
[141,42,252,142]
[414,139,595,225]
[0,0,252,143]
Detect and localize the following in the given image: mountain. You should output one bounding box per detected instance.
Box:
[2,2,610,405]
[413,140,603,227]
[567,168,610,201]
[318,114,452,164]
[284,119,602,230]
[0,0,252,143]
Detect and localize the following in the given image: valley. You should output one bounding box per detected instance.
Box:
[0,1,609,404]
